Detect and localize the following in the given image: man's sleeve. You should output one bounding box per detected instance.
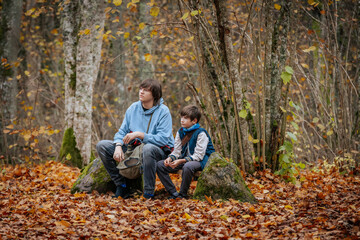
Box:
[143,109,173,147]
[113,109,130,145]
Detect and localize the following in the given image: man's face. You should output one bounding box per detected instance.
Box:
[139,87,154,103]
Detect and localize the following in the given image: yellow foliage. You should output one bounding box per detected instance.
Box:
[150,7,160,17]
[113,0,122,6]
[274,4,281,10]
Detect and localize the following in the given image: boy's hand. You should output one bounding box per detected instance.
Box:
[169,159,185,169]
[164,157,172,167]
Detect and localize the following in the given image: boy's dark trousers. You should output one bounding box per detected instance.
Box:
[157,160,201,197]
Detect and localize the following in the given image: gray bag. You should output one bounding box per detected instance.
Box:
[117,143,144,179]
[117,112,152,179]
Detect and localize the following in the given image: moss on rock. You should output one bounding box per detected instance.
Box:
[193,152,257,203]
[71,158,143,195]
[58,127,83,168]
[71,158,115,194]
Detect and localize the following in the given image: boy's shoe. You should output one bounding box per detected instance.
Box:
[112,186,131,199]
[143,192,154,199]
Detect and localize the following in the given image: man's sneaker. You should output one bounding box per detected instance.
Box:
[179,193,188,199]
[112,186,131,199]
[168,192,180,199]
[143,192,154,199]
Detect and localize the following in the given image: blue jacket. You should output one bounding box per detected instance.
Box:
[114,98,174,148]
[179,127,215,170]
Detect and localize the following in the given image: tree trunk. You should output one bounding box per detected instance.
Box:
[264,0,291,170]
[59,0,106,167]
[0,0,22,161]
[214,0,254,173]
[187,0,232,158]
[138,1,154,80]
[185,0,254,172]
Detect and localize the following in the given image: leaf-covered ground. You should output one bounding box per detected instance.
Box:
[0,161,359,239]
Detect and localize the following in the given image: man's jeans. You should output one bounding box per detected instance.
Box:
[96,140,166,195]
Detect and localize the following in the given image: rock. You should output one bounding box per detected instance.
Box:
[71,158,143,195]
[71,158,116,194]
[193,153,257,203]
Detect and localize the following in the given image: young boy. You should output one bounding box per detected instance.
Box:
[156,105,215,199]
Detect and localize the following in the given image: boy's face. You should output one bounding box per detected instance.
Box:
[181,116,197,129]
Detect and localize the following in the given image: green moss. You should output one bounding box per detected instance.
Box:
[71,158,116,194]
[70,162,92,194]
[90,151,96,162]
[194,153,256,203]
[58,127,83,168]
[91,164,109,184]
[69,63,76,90]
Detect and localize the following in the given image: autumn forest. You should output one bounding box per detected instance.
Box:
[1,0,359,239]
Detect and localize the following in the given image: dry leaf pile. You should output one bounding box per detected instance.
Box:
[1,161,359,239]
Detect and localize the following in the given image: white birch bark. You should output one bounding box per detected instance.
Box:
[61,0,105,165]
[74,0,106,165]
[62,0,79,128]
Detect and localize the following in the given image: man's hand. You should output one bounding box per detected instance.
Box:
[113,146,124,162]
[123,131,144,144]
[164,157,172,167]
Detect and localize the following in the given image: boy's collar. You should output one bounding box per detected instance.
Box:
[182,123,200,132]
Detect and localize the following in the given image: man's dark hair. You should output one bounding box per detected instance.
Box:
[180,105,201,123]
[139,79,162,105]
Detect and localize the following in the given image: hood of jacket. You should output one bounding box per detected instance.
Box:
[139,98,164,115]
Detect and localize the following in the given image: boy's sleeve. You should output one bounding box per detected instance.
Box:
[185,132,209,162]
[169,132,181,160]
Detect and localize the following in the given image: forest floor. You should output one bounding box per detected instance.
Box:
[0,161,359,239]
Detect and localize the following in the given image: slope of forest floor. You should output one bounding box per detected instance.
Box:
[0,161,359,239]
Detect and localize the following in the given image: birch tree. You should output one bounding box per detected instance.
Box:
[59,0,106,167]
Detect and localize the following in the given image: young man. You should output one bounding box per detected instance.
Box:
[156,105,215,199]
[96,79,174,199]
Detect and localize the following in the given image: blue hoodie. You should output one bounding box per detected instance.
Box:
[113,98,174,148]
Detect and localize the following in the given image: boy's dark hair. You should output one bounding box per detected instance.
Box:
[180,105,201,123]
[139,79,162,105]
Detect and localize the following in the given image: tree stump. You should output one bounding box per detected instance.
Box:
[71,158,142,195]
[193,153,257,203]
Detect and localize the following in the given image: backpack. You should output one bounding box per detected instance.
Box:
[116,143,144,179]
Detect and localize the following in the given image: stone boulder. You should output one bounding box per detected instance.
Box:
[193,153,257,203]
[71,158,143,195]
[71,158,116,194]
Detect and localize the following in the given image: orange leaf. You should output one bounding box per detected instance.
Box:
[56,220,71,228]
[204,195,213,205]
[249,206,256,213]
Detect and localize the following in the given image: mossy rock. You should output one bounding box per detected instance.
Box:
[71,158,143,195]
[193,152,257,203]
[71,158,115,194]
